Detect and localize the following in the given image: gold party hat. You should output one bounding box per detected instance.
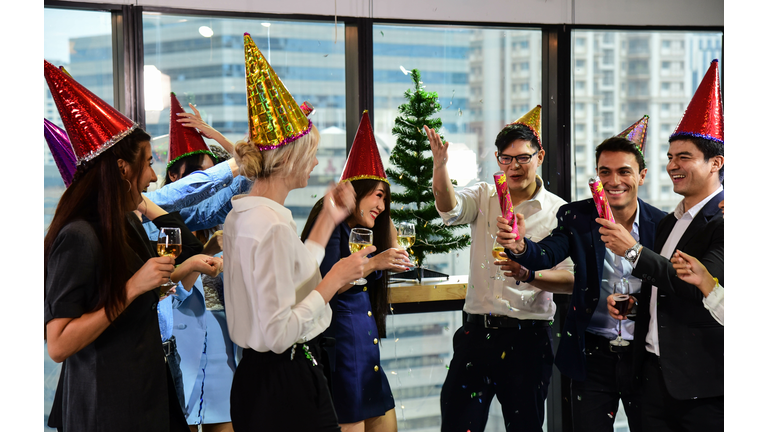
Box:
[507,105,542,149]
[243,32,311,150]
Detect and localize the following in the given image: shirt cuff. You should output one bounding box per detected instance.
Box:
[703,283,723,310]
[437,199,462,226]
[304,239,326,267]
[173,280,193,304]
[301,289,328,320]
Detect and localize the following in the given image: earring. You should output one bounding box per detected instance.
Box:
[124,178,132,193]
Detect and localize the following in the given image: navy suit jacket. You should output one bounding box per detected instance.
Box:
[508,198,666,381]
[631,190,724,400]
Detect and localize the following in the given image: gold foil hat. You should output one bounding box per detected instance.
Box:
[243,32,311,150]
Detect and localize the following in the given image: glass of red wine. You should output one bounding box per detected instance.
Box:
[610,278,631,347]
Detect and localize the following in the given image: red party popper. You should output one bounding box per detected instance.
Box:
[588,177,615,223]
[493,171,519,239]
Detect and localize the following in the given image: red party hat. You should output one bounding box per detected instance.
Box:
[44,60,137,166]
[670,59,723,144]
[340,111,388,185]
[167,92,214,169]
[616,115,649,153]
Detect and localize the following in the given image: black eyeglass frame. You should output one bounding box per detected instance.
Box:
[496,150,539,165]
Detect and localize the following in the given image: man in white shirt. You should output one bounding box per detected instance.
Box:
[602,60,724,432]
[426,105,574,431]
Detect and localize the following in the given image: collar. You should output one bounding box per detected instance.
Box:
[231,195,293,223]
[673,185,723,220]
[514,176,545,213]
[631,201,641,236]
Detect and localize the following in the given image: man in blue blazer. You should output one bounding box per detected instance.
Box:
[496,133,666,432]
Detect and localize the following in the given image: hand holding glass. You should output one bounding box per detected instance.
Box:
[491,238,507,281]
[349,228,373,285]
[396,222,416,268]
[156,227,182,294]
[610,278,631,347]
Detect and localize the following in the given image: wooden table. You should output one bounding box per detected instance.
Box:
[387,275,469,304]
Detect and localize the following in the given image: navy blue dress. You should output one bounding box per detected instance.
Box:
[317,223,395,424]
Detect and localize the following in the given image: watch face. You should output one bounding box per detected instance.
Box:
[626,249,637,260]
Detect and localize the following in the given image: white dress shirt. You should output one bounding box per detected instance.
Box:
[223,195,332,354]
[703,283,724,326]
[438,177,574,321]
[642,185,723,356]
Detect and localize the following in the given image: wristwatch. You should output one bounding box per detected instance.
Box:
[624,242,642,264]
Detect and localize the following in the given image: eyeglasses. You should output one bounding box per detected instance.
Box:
[497,150,539,165]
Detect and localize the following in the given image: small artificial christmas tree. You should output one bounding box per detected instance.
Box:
[386,68,471,280]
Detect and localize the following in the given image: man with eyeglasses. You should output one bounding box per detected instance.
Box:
[427,105,575,432]
[496,117,667,432]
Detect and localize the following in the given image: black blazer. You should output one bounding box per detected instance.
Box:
[508,198,666,381]
[631,190,724,400]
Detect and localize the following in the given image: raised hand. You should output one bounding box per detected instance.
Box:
[322,181,357,226]
[672,250,716,295]
[177,103,219,139]
[370,247,412,273]
[425,125,449,169]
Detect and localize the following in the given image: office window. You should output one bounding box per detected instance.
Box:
[142,13,345,233]
[571,30,723,216]
[373,26,542,429]
[44,9,115,430]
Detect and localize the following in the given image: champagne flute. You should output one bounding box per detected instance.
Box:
[349,228,373,285]
[397,222,416,268]
[610,278,631,347]
[156,227,182,294]
[491,238,507,281]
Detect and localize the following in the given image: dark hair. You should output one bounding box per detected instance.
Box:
[595,136,646,171]
[681,136,724,182]
[494,124,540,153]
[163,152,216,186]
[301,179,393,337]
[44,127,152,322]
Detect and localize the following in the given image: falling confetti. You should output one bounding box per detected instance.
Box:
[380,31,384,36]
[311,194,317,198]
[501,351,506,359]
[608,412,614,419]
[323,54,328,57]
[577,395,582,401]
[457,108,463,116]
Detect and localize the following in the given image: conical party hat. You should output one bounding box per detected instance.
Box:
[507,105,542,148]
[616,115,649,153]
[243,33,311,151]
[44,60,137,165]
[670,59,723,144]
[340,111,389,185]
[167,92,215,169]
[44,119,78,187]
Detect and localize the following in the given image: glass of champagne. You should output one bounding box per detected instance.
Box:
[397,222,416,269]
[349,228,373,285]
[491,238,507,281]
[156,227,182,294]
[610,278,631,347]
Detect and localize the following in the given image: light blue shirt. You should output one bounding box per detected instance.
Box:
[145,161,234,213]
[587,204,642,340]
[143,171,252,240]
[158,281,193,342]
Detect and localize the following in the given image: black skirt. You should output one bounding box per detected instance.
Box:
[230,338,341,432]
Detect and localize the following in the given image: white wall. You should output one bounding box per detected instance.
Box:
[56,0,723,27]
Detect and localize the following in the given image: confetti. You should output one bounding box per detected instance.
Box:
[311,194,317,198]
[556,333,561,337]
[323,54,328,57]
[391,371,397,375]
[395,338,399,342]
[501,351,506,359]
[577,395,582,401]
[380,31,384,36]
[486,334,491,340]
[457,108,463,116]
[608,412,614,419]
[446,365,450,369]
[466,362,473,369]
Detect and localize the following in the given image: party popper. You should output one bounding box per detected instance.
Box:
[493,171,519,239]
[588,177,615,223]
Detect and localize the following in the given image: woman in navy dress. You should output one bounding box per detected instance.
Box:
[301,112,410,432]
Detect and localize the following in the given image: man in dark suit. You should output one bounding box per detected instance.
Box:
[603,60,724,431]
[495,130,666,432]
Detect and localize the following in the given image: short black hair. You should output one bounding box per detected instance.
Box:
[595,137,646,171]
[495,124,540,153]
[681,136,724,182]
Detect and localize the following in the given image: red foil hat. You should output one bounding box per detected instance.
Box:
[616,115,649,154]
[506,105,542,149]
[167,92,214,169]
[340,111,389,185]
[44,60,137,166]
[670,59,723,144]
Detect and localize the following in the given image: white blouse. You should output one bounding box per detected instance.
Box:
[223,195,331,354]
